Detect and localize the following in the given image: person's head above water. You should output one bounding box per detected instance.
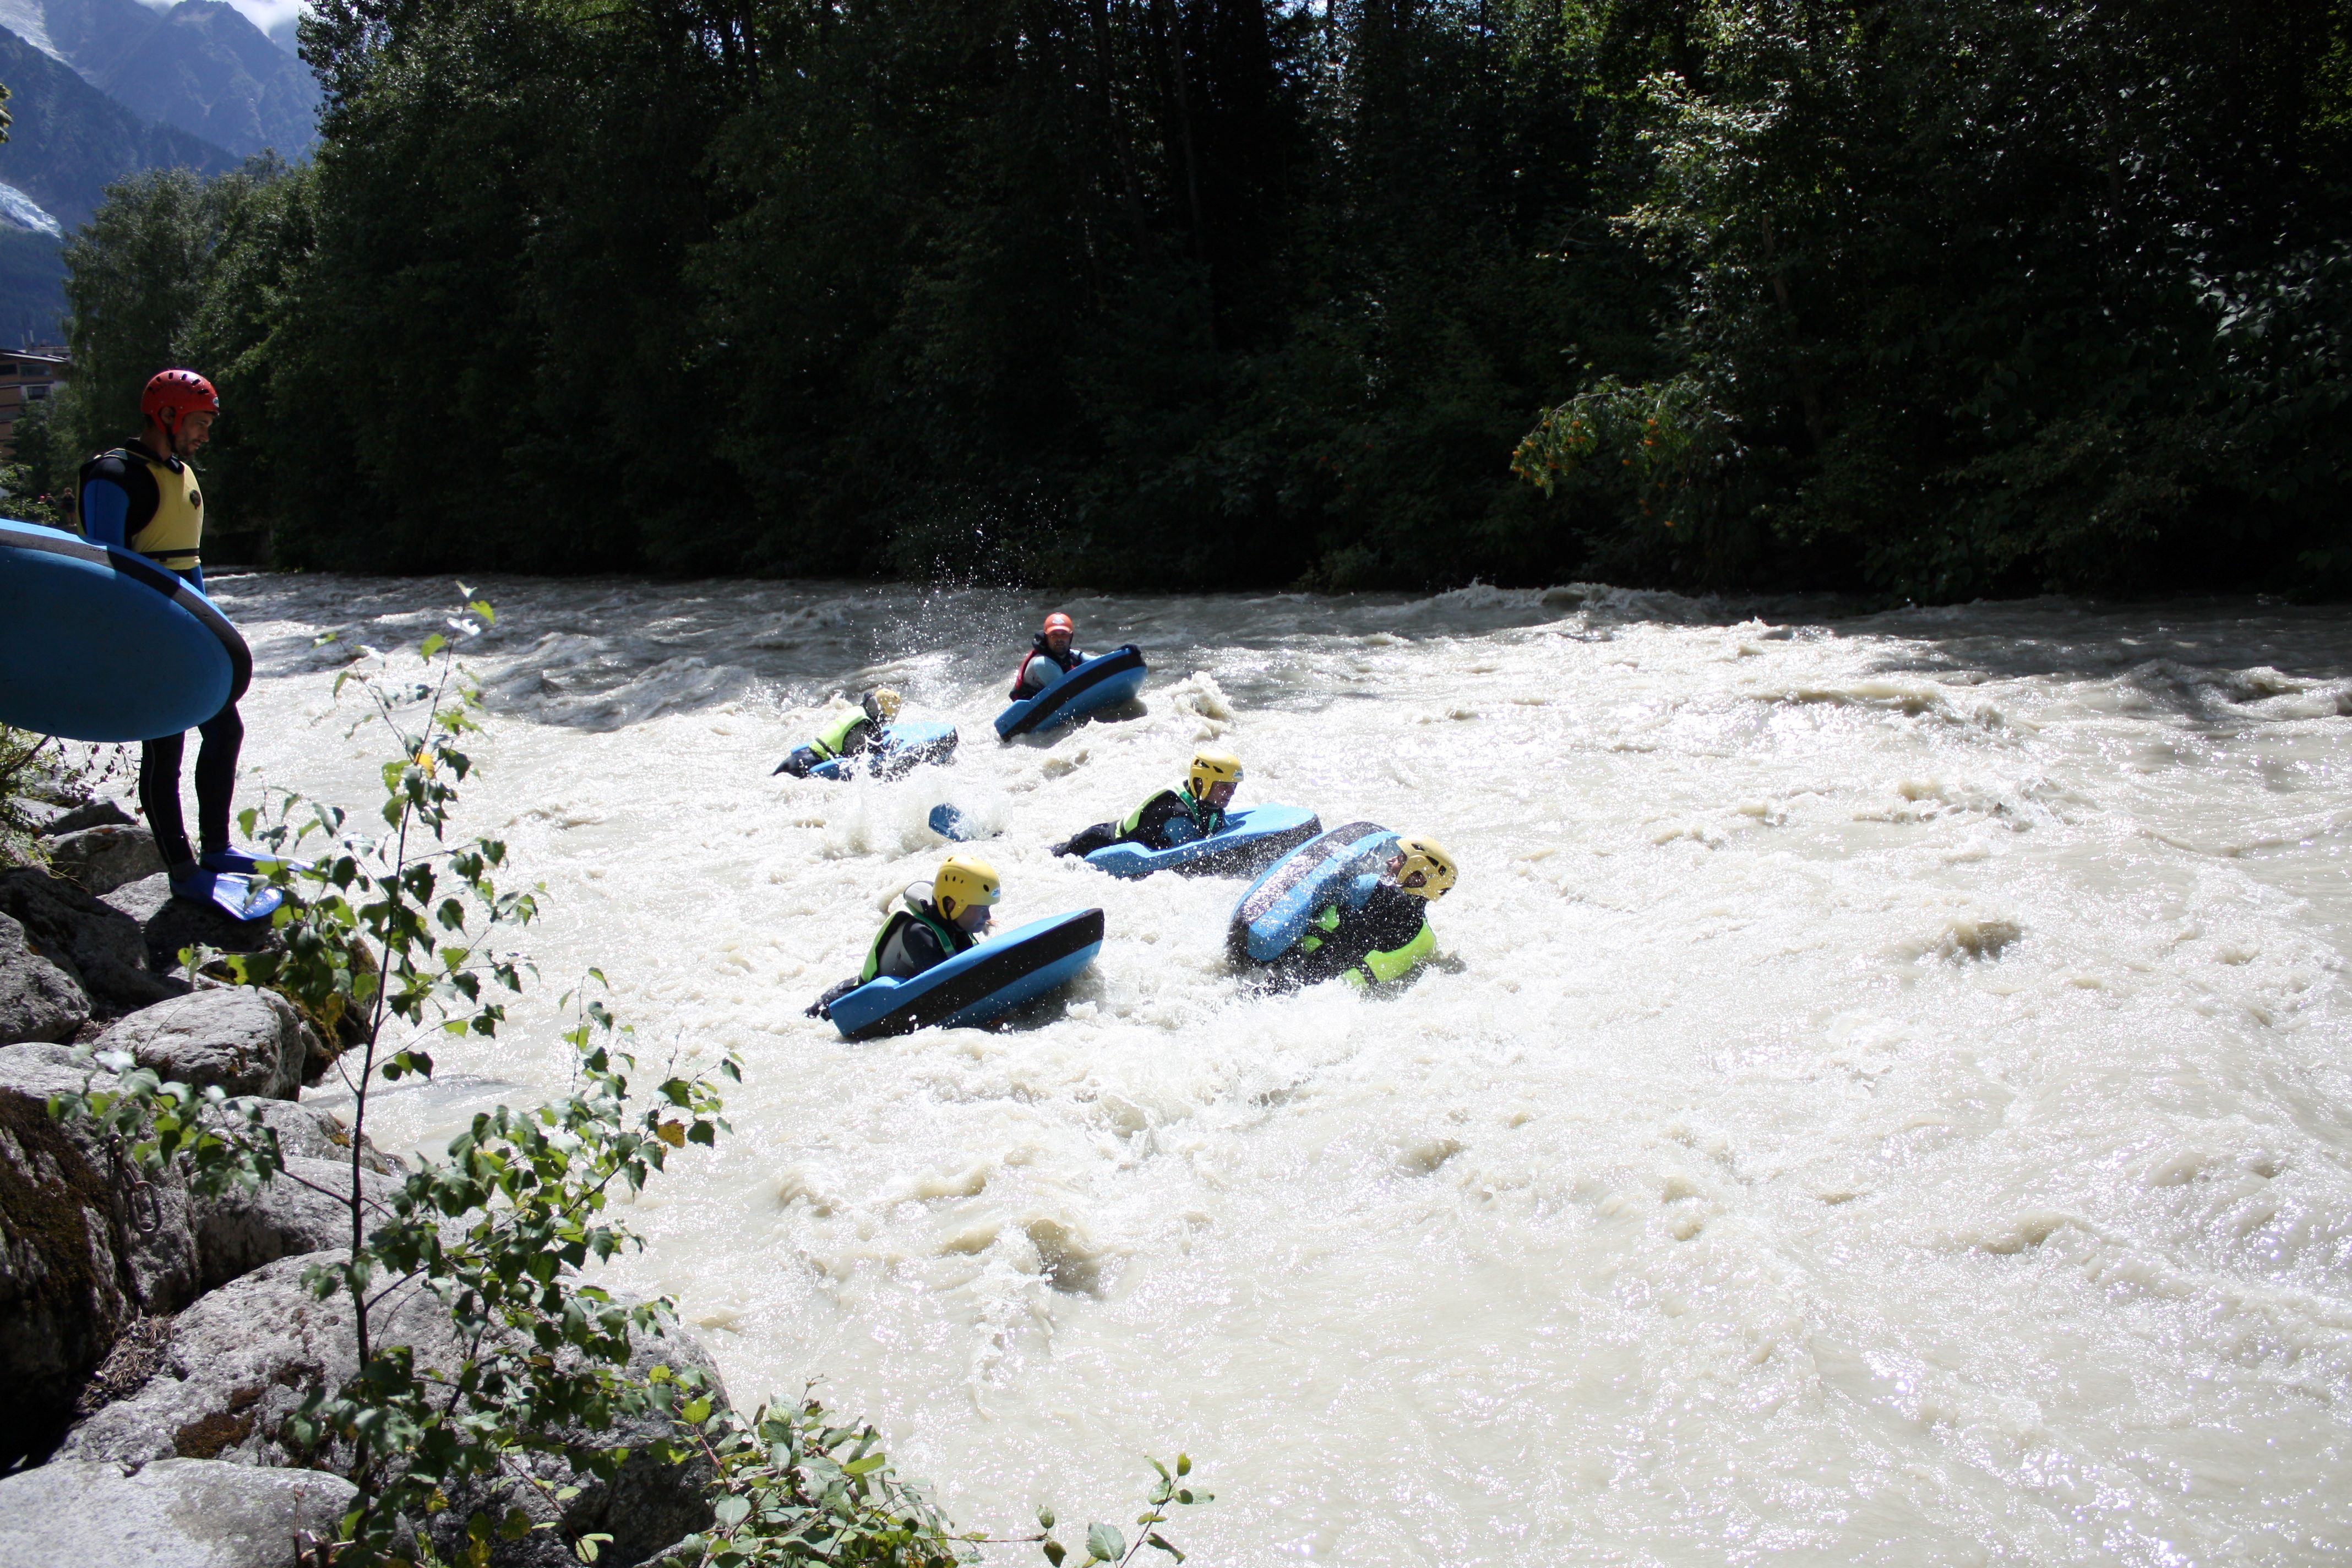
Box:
[863,688,902,724]
[1390,836,1457,901]
[1189,749,1243,810]
[1041,612,1074,655]
[141,368,219,459]
[932,853,1002,932]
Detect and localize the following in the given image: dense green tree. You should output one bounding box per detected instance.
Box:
[1516,0,2352,598]
[51,0,2352,597]
[53,157,308,559]
[56,167,214,465]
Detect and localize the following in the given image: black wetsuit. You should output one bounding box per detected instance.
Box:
[807,899,973,1017]
[1270,882,1431,987]
[1052,787,1225,859]
[775,711,883,778]
[80,441,239,872]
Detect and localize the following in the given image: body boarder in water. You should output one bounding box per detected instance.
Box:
[1052,749,1244,859]
[78,369,260,905]
[805,854,1002,1020]
[1010,611,1084,699]
[1270,836,1457,988]
[774,688,902,777]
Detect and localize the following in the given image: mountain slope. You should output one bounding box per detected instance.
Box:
[4,0,318,158]
[0,24,240,334]
[78,0,319,157]
[0,25,239,226]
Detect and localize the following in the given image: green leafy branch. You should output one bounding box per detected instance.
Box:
[647,1374,974,1567]
[1033,1453,1209,1568]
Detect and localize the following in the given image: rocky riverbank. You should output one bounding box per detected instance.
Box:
[0,802,725,1567]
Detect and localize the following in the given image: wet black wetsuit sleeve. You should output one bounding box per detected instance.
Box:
[1054,822,1124,858]
[1287,884,1428,983]
[837,717,879,756]
[1354,885,1429,955]
[80,451,161,547]
[1130,792,1190,849]
[1054,790,1184,858]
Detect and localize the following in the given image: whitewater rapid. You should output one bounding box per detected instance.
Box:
[202,575,2352,1564]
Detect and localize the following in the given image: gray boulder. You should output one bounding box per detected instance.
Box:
[0,912,86,1045]
[0,1456,356,1568]
[0,868,182,1017]
[189,1155,399,1293]
[233,1097,405,1176]
[94,989,315,1101]
[47,823,168,896]
[33,797,137,837]
[67,1252,729,1565]
[104,875,287,977]
[0,1042,198,1469]
[439,1321,726,1568]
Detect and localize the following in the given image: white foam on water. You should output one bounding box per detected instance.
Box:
[209,575,2352,1563]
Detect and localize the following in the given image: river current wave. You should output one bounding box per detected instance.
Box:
[206,574,2352,1564]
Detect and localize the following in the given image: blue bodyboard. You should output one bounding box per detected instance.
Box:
[0,520,252,742]
[1084,804,1324,880]
[1227,821,1398,964]
[928,804,995,842]
[829,908,1104,1041]
[994,646,1147,739]
[177,869,285,923]
[808,721,960,780]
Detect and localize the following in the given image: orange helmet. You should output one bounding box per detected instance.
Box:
[1042,612,1074,636]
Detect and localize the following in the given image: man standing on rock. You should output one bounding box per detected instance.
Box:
[77,370,258,904]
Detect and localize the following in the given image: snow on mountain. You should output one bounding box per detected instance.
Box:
[0,0,64,59]
[0,182,63,237]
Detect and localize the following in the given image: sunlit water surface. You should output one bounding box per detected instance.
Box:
[203,574,2352,1565]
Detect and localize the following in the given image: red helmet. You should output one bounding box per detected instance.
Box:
[1042,612,1074,635]
[141,369,220,428]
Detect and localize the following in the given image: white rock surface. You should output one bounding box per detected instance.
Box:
[64,1253,728,1565]
[0,1457,355,1567]
[93,989,314,1101]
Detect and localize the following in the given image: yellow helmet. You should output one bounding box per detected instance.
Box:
[1189,749,1243,799]
[932,854,1001,921]
[1392,836,1456,900]
[864,688,903,722]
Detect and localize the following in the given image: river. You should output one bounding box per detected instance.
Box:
[202,574,2352,1565]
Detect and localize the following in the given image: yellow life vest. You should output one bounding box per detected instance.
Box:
[127,453,204,568]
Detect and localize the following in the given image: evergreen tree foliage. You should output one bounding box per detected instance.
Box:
[53,0,2352,597]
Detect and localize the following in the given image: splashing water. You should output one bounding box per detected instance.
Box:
[210,574,2352,1565]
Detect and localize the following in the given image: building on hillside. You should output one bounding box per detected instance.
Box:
[0,349,67,460]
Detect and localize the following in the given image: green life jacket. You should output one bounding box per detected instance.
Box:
[1120,786,1224,840]
[812,707,875,761]
[858,898,967,983]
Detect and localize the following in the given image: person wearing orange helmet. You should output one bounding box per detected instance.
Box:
[78,369,254,902]
[1010,611,1085,699]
